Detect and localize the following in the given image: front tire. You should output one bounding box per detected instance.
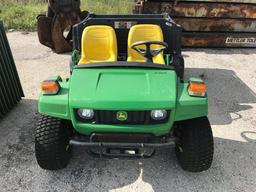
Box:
[175,117,214,172]
[35,115,72,170]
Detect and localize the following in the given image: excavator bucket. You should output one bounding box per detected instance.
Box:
[134,0,256,48]
[37,15,53,49]
[37,0,88,53]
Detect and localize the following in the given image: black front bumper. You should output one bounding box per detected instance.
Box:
[70,132,176,147]
[69,133,176,157]
[69,139,176,148]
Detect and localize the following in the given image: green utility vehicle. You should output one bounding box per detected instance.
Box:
[35,14,214,172]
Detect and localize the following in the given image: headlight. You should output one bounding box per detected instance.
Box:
[77,109,94,119]
[151,110,167,121]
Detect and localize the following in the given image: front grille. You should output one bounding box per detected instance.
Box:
[75,110,170,125]
[97,110,148,125]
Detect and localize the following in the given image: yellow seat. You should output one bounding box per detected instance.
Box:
[78,25,117,64]
[127,24,165,64]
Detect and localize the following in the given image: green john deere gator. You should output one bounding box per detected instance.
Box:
[35,13,214,172]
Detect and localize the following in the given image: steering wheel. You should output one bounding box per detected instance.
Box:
[131,41,168,63]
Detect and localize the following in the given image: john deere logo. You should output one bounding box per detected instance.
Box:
[116,111,128,121]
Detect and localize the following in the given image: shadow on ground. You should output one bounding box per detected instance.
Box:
[185,68,256,125]
[0,67,255,191]
[62,132,256,192]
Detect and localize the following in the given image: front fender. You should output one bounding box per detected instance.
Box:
[174,82,208,121]
[38,81,70,120]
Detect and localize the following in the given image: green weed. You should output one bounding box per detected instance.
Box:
[0,0,133,31]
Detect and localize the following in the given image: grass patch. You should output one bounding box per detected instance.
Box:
[81,0,133,14]
[0,0,133,31]
[0,2,46,31]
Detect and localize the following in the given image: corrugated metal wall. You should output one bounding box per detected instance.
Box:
[135,0,256,48]
[0,21,24,118]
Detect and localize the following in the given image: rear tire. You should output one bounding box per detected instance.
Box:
[175,117,214,172]
[35,115,72,170]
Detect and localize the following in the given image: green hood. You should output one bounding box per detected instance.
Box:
[69,68,177,110]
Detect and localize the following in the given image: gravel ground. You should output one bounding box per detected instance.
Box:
[0,32,256,192]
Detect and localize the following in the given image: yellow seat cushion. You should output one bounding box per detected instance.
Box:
[78,25,117,64]
[127,24,165,64]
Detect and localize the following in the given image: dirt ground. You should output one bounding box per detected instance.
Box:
[0,32,256,192]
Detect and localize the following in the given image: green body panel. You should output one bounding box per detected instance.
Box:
[38,81,71,120]
[38,68,208,136]
[69,68,177,136]
[69,68,177,110]
[175,83,208,121]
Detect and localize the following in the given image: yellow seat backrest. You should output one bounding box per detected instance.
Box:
[127,24,165,65]
[78,25,117,64]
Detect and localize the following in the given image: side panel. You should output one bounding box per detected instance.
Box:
[175,83,208,121]
[38,82,70,120]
